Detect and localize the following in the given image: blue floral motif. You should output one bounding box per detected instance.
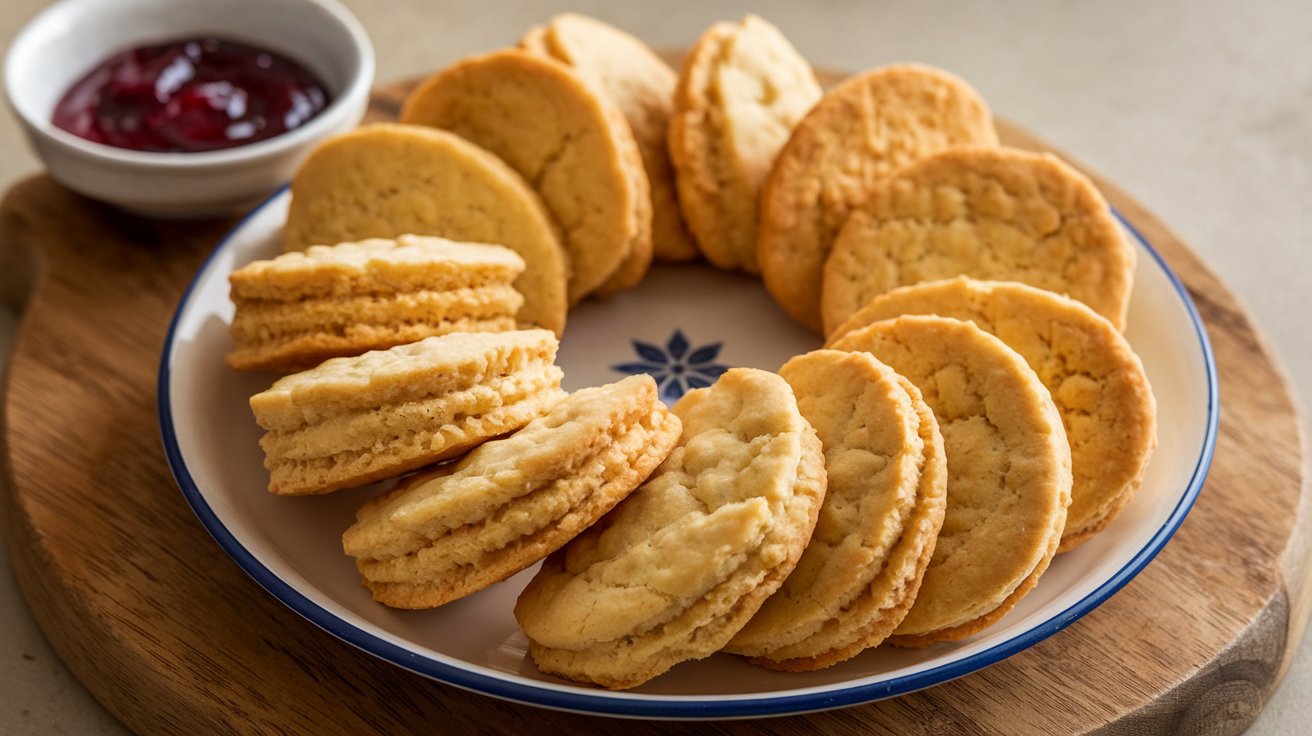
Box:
[611,329,731,400]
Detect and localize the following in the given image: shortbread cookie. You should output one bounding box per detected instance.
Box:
[342,375,681,609]
[227,235,525,372]
[831,316,1071,645]
[514,367,827,689]
[282,123,567,335]
[251,330,565,496]
[821,147,1136,335]
[758,63,999,332]
[828,277,1156,552]
[520,13,697,263]
[727,350,947,670]
[669,15,821,274]
[401,49,652,303]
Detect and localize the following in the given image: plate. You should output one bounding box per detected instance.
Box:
[158,189,1217,719]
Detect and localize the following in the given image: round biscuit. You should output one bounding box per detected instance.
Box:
[514,367,826,689]
[282,123,568,335]
[820,147,1136,335]
[402,49,652,304]
[831,316,1071,644]
[757,63,998,332]
[521,13,698,263]
[828,277,1156,552]
[669,15,821,273]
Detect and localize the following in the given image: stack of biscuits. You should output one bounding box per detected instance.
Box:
[221,12,1159,692]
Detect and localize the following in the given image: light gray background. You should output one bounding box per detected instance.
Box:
[1,0,1308,733]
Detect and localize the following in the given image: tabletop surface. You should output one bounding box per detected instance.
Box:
[1,1,1308,734]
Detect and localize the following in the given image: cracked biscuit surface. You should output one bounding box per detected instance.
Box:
[250,329,565,496]
[514,367,826,689]
[727,350,946,670]
[829,277,1156,551]
[521,13,697,263]
[669,14,821,274]
[342,375,680,609]
[758,63,999,332]
[282,123,567,335]
[402,49,652,304]
[820,147,1135,336]
[228,235,526,372]
[831,316,1071,645]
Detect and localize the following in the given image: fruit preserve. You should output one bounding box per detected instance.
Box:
[52,37,331,153]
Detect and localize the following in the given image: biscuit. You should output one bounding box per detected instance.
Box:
[227,235,525,372]
[401,49,652,304]
[757,63,999,332]
[727,350,947,669]
[282,123,568,335]
[668,15,821,274]
[342,375,681,609]
[250,330,565,496]
[830,316,1071,645]
[520,13,698,263]
[821,147,1136,335]
[828,277,1156,552]
[514,367,827,689]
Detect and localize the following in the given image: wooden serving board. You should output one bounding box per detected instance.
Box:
[2,79,1308,736]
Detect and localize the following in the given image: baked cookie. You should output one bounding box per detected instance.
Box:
[727,350,947,670]
[830,316,1071,645]
[250,329,564,496]
[514,367,826,689]
[282,123,567,335]
[828,277,1156,552]
[668,15,821,274]
[342,375,680,609]
[757,63,999,332]
[227,235,525,372]
[821,147,1136,335]
[401,49,652,304]
[520,13,697,263]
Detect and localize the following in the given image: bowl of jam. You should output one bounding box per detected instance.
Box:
[5,0,374,218]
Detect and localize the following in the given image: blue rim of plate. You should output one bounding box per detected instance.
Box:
[156,192,1219,720]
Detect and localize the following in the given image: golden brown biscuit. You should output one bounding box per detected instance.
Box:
[821,147,1136,334]
[282,123,567,335]
[669,15,821,274]
[521,13,698,263]
[758,63,999,332]
[402,50,652,304]
[727,350,947,669]
[250,330,564,496]
[828,277,1156,551]
[831,316,1071,645]
[342,375,680,609]
[514,367,826,689]
[227,235,525,372]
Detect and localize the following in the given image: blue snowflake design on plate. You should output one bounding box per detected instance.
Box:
[611,329,731,401]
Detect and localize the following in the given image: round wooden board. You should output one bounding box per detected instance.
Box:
[1,77,1308,736]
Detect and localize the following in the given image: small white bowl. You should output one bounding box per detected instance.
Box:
[4,0,374,219]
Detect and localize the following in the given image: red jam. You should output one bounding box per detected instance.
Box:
[52,37,331,153]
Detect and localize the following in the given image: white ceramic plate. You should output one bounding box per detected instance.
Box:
[158,189,1217,719]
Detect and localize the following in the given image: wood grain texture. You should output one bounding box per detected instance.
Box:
[0,75,1307,736]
